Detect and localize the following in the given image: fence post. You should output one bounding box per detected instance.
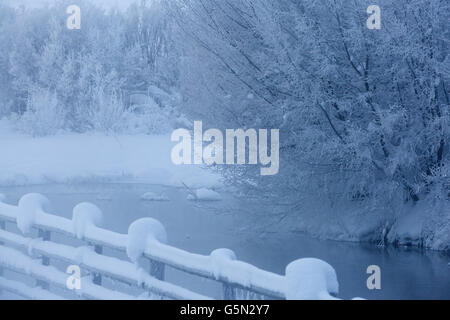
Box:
[127,218,168,284]
[72,202,104,286]
[285,258,339,300]
[36,228,51,290]
[210,248,238,300]
[92,244,103,285]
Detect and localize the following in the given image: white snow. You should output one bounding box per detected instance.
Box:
[0,229,210,300]
[72,203,103,240]
[0,126,220,188]
[0,246,136,300]
[1,193,347,300]
[210,248,237,280]
[187,188,222,201]
[17,193,51,234]
[142,240,286,297]
[127,218,168,263]
[0,276,65,300]
[140,192,170,202]
[387,200,450,251]
[284,258,339,300]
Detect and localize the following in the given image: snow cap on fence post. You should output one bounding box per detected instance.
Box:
[285,258,339,300]
[17,193,51,234]
[210,248,237,279]
[72,202,103,240]
[210,248,238,299]
[127,218,167,263]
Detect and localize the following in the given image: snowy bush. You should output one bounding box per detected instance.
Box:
[1,0,177,135]
[88,87,128,133]
[0,102,13,118]
[18,88,65,136]
[124,100,173,135]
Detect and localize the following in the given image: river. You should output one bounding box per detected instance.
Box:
[1,183,449,300]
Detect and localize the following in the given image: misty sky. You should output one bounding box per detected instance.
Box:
[4,0,138,10]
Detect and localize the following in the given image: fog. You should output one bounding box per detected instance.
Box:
[4,0,138,10]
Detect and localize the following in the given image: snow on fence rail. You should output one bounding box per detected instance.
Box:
[0,193,341,300]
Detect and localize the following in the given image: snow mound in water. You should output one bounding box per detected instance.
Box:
[17,193,51,234]
[140,192,170,202]
[285,258,339,300]
[127,218,167,263]
[72,203,103,239]
[187,188,222,201]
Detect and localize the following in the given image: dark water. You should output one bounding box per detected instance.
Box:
[1,183,449,300]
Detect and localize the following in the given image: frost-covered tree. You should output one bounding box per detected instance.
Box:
[1,0,177,134]
[168,0,449,239]
[0,4,16,116]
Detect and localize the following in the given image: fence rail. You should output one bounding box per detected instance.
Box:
[0,193,341,300]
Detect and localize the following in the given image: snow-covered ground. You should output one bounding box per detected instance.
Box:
[0,120,220,189]
[0,119,448,253]
[1,119,448,251]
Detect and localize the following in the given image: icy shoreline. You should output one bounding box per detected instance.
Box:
[0,126,447,252]
[287,199,450,253]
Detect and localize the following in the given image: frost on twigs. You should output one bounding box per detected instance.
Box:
[285,258,339,300]
[210,248,237,280]
[127,218,167,264]
[17,193,51,234]
[72,203,103,240]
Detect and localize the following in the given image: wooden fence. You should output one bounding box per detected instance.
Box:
[0,193,340,300]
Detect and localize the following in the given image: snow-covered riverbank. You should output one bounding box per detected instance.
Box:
[0,122,220,189]
[0,121,448,252]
